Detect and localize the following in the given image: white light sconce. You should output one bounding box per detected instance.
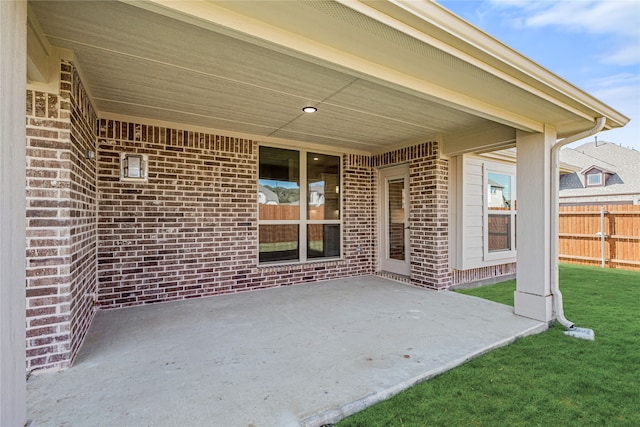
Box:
[85,150,96,160]
[120,153,148,181]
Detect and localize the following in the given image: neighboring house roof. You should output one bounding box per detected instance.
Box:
[258,185,279,204]
[488,178,503,189]
[559,142,640,202]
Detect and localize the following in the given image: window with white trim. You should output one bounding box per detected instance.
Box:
[258,146,341,264]
[586,172,603,186]
[484,166,516,260]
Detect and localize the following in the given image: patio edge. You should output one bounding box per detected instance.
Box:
[301,320,547,426]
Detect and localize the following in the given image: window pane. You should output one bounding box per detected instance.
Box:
[488,214,511,252]
[307,153,340,220]
[308,224,340,259]
[487,172,511,210]
[587,173,602,186]
[259,225,299,263]
[388,178,405,261]
[259,147,300,220]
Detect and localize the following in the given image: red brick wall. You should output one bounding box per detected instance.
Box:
[26,85,451,369]
[410,155,451,290]
[452,263,517,286]
[343,154,375,273]
[96,121,378,308]
[25,61,97,371]
[67,64,98,364]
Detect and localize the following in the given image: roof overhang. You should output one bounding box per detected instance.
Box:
[581,165,616,175]
[480,148,581,174]
[27,0,629,155]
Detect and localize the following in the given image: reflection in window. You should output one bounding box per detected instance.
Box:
[307,153,340,220]
[258,147,341,264]
[307,224,340,259]
[259,146,299,221]
[488,214,511,252]
[388,178,405,261]
[486,171,516,254]
[259,225,299,263]
[487,172,511,210]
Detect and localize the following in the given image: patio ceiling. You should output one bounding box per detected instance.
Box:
[28,0,628,154]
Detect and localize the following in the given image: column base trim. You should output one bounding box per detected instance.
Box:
[514,291,553,322]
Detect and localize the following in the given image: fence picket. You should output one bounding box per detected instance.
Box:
[558,204,640,271]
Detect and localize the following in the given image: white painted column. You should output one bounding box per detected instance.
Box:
[514,126,556,322]
[0,1,27,425]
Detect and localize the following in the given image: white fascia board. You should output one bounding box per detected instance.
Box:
[376,0,630,130]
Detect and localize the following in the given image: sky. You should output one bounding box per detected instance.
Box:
[438,0,640,151]
[259,179,299,189]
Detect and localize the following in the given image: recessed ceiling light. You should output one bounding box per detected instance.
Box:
[302,106,317,113]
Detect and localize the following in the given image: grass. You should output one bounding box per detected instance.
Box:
[338,264,640,427]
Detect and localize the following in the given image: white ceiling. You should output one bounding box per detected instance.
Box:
[27,0,490,152]
[28,1,627,154]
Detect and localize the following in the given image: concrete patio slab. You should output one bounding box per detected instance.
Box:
[27,276,546,426]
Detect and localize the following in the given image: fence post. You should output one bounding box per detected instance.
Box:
[600,206,605,268]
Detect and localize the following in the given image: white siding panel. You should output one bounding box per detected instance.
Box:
[461,156,485,268]
[459,154,518,270]
[452,153,518,271]
[464,215,483,228]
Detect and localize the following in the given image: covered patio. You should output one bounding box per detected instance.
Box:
[27,276,545,426]
[1,1,629,426]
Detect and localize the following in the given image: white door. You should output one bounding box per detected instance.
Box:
[379,165,410,276]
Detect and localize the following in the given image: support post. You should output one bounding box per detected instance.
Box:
[514,126,556,322]
[0,1,28,425]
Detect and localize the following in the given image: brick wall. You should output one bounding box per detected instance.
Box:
[67,64,98,363]
[343,154,375,274]
[96,121,378,308]
[25,61,97,371]
[410,153,451,289]
[26,98,451,368]
[452,263,517,287]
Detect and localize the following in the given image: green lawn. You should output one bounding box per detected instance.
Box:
[338,264,640,427]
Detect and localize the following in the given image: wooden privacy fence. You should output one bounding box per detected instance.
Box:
[558,205,640,271]
[258,204,325,244]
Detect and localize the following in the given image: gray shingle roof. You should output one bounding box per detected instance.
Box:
[559,141,640,198]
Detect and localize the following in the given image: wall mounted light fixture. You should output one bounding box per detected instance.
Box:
[120,153,148,181]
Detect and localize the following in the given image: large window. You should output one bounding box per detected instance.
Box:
[484,167,516,260]
[258,146,341,264]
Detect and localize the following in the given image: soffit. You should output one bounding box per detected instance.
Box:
[200,0,627,135]
[28,0,626,154]
[363,0,629,130]
[30,0,493,152]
